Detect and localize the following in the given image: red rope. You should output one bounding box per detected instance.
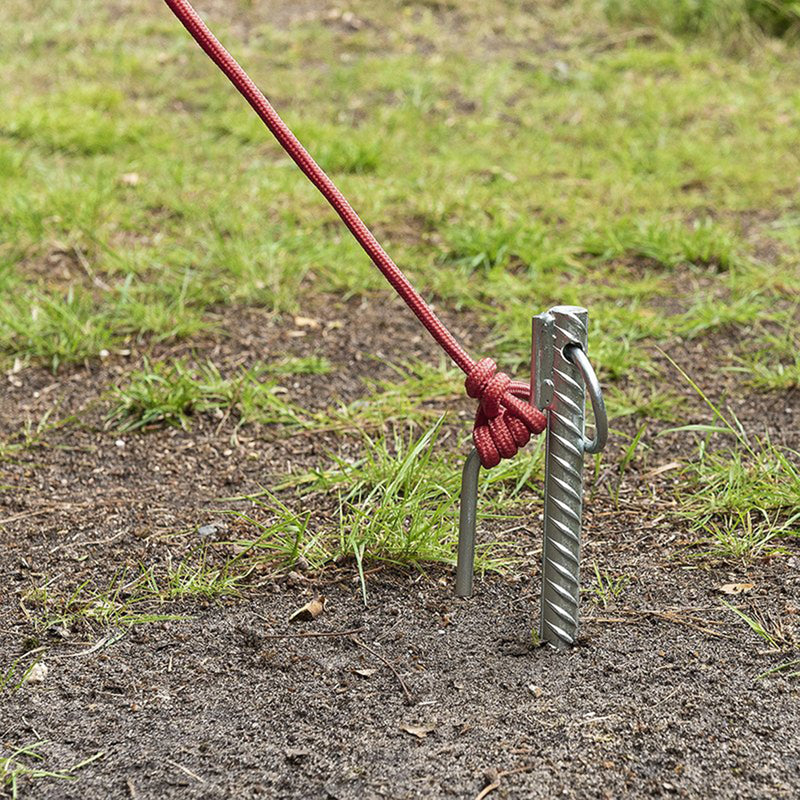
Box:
[162,0,546,467]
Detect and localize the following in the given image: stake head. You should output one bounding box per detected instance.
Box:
[531,312,555,409]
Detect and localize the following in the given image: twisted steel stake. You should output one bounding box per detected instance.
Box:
[536,306,588,648]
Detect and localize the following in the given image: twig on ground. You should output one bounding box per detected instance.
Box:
[475,781,500,800]
[165,759,207,785]
[55,629,128,658]
[260,626,366,640]
[475,762,536,798]
[587,608,733,639]
[50,530,126,554]
[351,635,414,704]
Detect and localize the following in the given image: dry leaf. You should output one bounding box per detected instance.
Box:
[400,723,436,739]
[289,595,326,623]
[353,668,377,677]
[717,583,754,595]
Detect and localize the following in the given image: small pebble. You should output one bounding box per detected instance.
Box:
[198,520,226,537]
[26,662,48,684]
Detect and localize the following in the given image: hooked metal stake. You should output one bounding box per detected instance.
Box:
[455,448,480,597]
[456,304,607,649]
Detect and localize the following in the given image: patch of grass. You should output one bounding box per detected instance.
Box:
[242,421,474,577]
[697,509,794,560]
[0,658,39,694]
[1,742,104,800]
[262,355,332,376]
[20,573,185,636]
[605,382,681,422]
[582,217,741,272]
[676,291,770,339]
[680,429,800,558]
[723,600,795,652]
[604,0,800,44]
[20,546,256,638]
[2,89,143,156]
[734,327,800,391]
[107,359,310,432]
[664,357,800,559]
[1,743,73,800]
[591,563,631,608]
[153,549,247,601]
[228,496,322,573]
[331,420,502,595]
[232,420,544,594]
[0,288,116,371]
[276,418,544,513]
[439,218,571,277]
[0,407,75,463]
[321,360,462,431]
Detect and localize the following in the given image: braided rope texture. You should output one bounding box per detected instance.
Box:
[163,0,546,467]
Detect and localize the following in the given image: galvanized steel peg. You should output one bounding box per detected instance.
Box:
[455,305,607,649]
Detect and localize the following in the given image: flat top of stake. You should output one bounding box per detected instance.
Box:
[548,305,588,316]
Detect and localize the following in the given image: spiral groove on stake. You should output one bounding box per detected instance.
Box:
[162,0,545,468]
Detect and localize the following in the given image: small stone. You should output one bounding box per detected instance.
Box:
[527,684,543,697]
[198,521,225,538]
[115,439,125,448]
[26,662,48,684]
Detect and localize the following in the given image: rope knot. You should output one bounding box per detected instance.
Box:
[466,357,547,469]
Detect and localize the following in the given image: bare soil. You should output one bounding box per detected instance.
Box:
[1,296,799,799]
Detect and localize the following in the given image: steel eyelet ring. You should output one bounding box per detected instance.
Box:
[564,344,607,454]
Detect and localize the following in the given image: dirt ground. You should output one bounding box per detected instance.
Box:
[2,295,799,799]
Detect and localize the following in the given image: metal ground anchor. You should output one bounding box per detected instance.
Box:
[455,305,607,649]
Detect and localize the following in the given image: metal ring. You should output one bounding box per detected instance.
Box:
[564,344,607,454]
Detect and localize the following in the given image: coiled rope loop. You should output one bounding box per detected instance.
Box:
[163,0,547,468]
[466,359,546,468]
